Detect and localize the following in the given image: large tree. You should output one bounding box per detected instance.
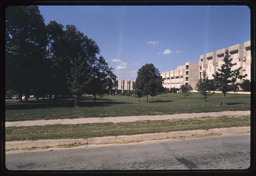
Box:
[86,56,116,102]
[64,25,99,107]
[134,63,163,102]
[6,6,48,101]
[46,21,71,100]
[212,51,247,105]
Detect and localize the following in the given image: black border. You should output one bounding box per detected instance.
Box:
[1,0,255,175]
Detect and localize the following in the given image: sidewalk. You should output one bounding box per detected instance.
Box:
[6,127,250,153]
[6,111,250,127]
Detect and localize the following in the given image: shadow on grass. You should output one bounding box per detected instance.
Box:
[148,100,173,103]
[5,98,131,110]
[226,103,245,105]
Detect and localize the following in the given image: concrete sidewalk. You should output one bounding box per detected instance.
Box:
[6,127,250,153]
[6,111,250,127]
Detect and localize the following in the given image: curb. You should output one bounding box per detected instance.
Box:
[6,127,250,152]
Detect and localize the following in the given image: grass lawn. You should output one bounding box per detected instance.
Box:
[5,93,250,121]
[5,115,250,141]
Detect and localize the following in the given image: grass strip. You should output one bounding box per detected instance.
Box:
[5,115,250,141]
[5,93,250,121]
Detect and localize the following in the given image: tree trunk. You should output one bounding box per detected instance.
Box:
[223,93,226,105]
[25,94,28,102]
[74,97,77,107]
[94,94,96,103]
[48,94,52,104]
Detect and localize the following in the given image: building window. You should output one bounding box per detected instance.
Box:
[186,77,188,81]
[230,50,238,54]
[186,71,189,75]
[186,65,189,70]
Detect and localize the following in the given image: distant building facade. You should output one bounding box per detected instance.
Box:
[199,40,251,83]
[161,62,199,90]
[162,41,251,91]
[116,79,135,94]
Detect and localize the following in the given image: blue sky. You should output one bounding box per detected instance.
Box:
[39,5,250,80]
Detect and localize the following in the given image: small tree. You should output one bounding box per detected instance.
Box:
[240,79,250,91]
[170,88,179,93]
[133,82,143,102]
[196,71,211,101]
[134,63,163,102]
[180,84,192,94]
[213,51,247,105]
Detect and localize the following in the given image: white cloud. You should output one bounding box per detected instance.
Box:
[112,58,121,62]
[146,41,159,45]
[112,58,128,70]
[134,62,139,66]
[163,49,172,55]
[116,62,127,70]
[158,49,180,55]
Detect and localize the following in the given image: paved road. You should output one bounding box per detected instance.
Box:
[5,134,250,170]
[6,110,250,127]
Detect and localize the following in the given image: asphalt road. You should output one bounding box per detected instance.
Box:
[5,134,250,170]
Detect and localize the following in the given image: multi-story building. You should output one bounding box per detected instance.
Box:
[116,79,135,94]
[162,41,251,91]
[161,62,199,90]
[199,41,251,83]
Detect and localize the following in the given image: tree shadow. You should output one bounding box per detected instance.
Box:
[5,98,131,110]
[226,103,244,105]
[149,100,173,103]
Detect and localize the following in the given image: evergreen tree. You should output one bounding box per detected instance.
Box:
[213,51,247,105]
[196,71,211,101]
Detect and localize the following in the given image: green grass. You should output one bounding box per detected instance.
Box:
[5,93,250,121]
[5,115,250,141]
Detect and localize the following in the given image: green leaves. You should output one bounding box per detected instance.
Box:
[6,6,48,100]
[6,6,116,105]
[134,64,164,101]
[212,51,247,104]
[196,71,210,101]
